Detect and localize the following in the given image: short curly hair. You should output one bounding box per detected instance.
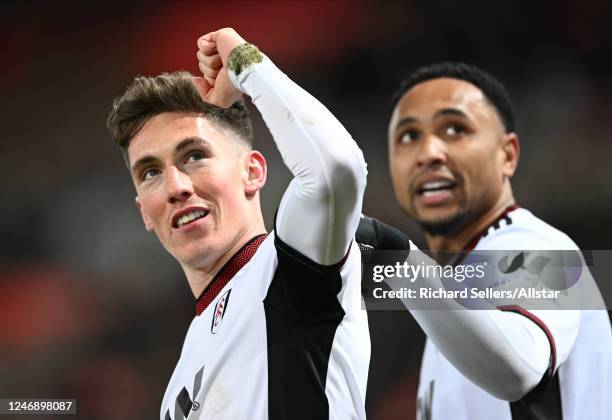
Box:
[107,71,253,165]
[390,62,516,133]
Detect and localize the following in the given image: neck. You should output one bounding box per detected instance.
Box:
[425,190,515,263]
[181,214,266,298]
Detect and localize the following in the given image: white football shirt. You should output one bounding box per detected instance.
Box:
[161,233,369,420]
[417,207,612,420]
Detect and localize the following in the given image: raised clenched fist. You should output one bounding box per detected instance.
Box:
[194,28,248,108]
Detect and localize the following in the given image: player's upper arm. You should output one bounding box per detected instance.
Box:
[247,60,368,267]
[275,135,367,266]
[227,46,367,267]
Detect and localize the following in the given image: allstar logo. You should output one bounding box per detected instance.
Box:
[211,289,231,334]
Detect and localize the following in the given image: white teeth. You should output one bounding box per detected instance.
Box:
[177,210,207,227]
[425,181,451,189]
[421,181,453,191]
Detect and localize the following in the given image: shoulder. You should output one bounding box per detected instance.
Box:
[356,215,416,252]
[477,208,579,251]
[272,229,356,275]
[267,229,362,320]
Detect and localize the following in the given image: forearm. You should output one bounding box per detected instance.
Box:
[228,44,367,265]
[385,251,554,401]
[415,308,550,400]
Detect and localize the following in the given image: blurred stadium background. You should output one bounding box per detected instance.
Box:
[1,1,611,419]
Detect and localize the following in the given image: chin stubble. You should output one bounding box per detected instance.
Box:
[417,209,467,236]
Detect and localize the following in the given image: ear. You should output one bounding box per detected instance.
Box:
[501,132,520,178]
[243,150,267,197]
[135,196,154,231]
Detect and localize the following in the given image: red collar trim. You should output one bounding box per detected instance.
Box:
[463,204,519,252]
[195,234,267,316]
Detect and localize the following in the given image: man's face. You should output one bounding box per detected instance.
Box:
[128,112,261,268]
[388,78,512,235]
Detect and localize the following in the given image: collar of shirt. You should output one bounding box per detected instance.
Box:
[195,234,268,316]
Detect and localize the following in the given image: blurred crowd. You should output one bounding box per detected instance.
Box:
[1,1,611,419]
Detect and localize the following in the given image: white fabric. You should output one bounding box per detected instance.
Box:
[393,208,611,420]
[230,55,367,265]
[161,235,370,419]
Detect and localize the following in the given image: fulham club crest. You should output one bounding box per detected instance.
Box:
[211,289,231,334]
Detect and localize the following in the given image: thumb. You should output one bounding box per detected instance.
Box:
[192,77,211,101]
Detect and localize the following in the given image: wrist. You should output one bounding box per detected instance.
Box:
[228,43,264,76]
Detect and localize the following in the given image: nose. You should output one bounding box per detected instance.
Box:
[165,166,194,204]
[416,134,447,168]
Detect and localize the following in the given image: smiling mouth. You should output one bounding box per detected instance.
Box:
[173,209,210,228]
[416,180,457,196]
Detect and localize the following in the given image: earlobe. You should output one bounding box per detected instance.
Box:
[244,150,267,196]
[135,196,154,231]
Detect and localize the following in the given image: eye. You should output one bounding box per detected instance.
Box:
[444,123,467,137]
[399,129,420,144]
[141,167,161,181]
[185,150,206,163]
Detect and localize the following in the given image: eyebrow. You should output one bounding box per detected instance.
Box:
[435,108,470,120]
[175,136,211,153]
[130,136,211,174]
[393,116,419,131]
[393,108,470,132]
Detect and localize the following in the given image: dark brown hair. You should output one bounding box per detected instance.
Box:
[107,71,253,164]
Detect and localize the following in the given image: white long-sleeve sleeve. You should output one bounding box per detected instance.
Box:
[368,222,582,402]
[229,47,367,265]
[384,245,560,401]
[414,308,553,401]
